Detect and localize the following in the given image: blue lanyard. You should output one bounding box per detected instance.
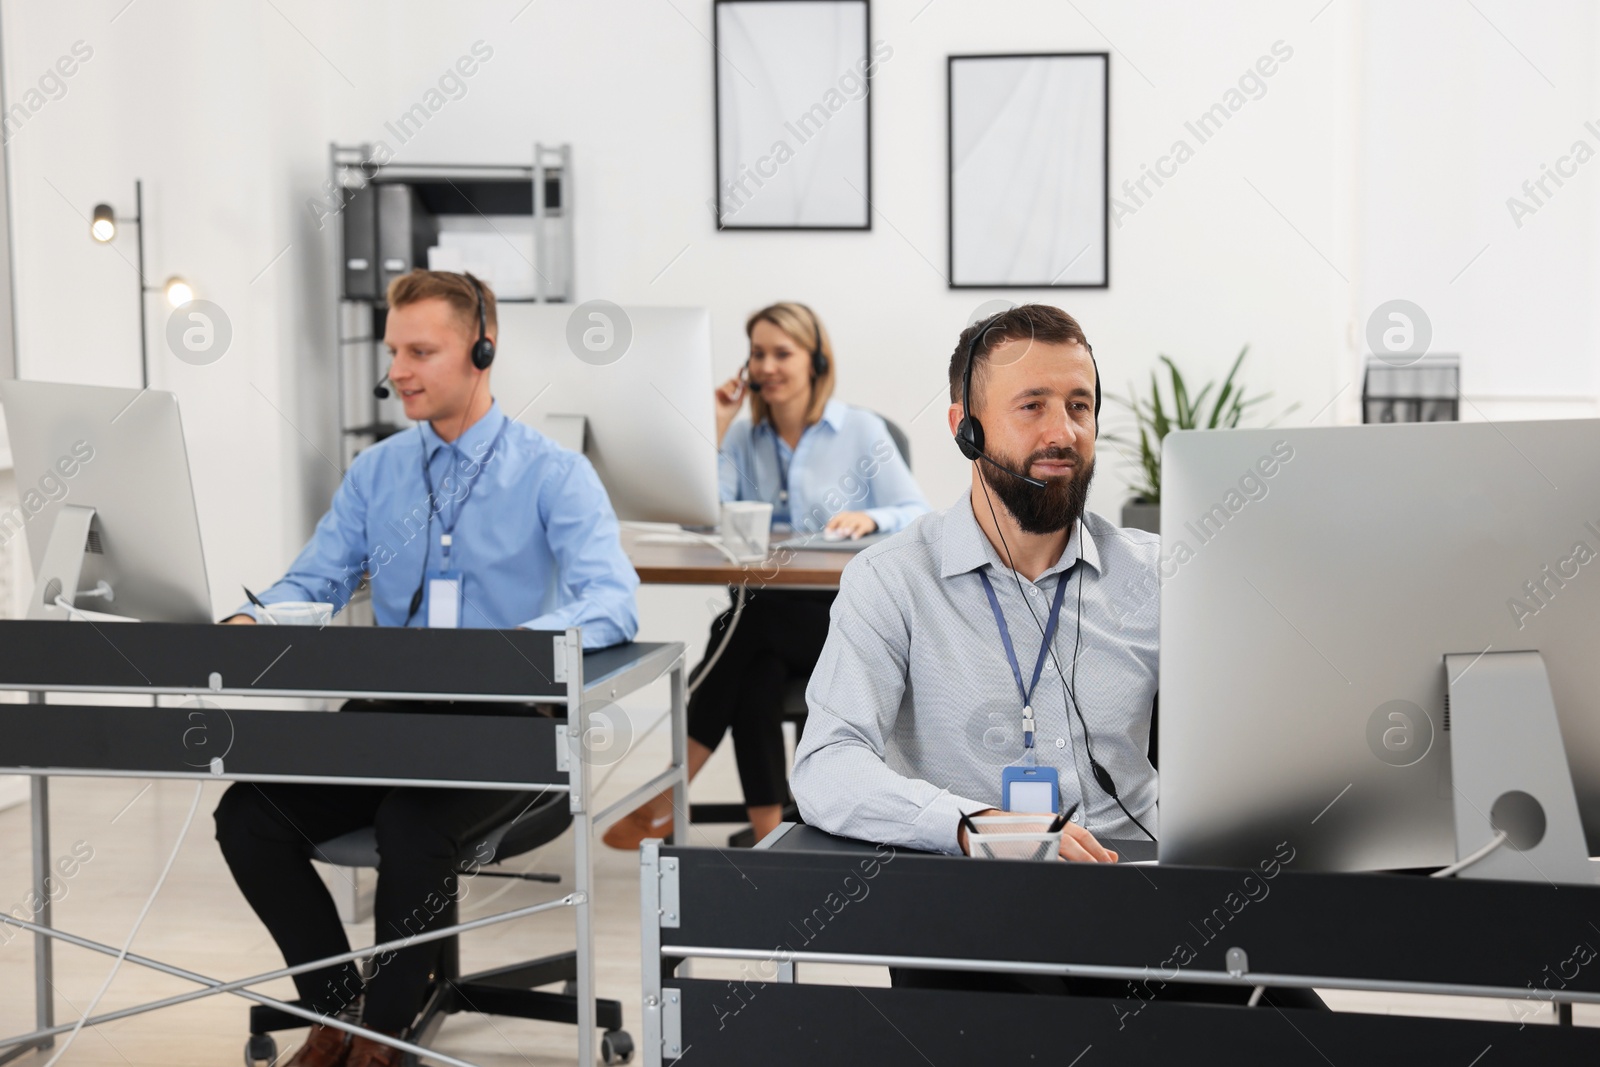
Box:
[771,430,791,508]
[418,418,510,562]
[977,568,1071,753]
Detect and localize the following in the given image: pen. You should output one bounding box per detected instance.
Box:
[243,585,275,623]
[1047,803,1080,834]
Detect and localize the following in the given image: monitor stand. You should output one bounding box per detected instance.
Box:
[1444,650,1594,885]
[26,504,96,622]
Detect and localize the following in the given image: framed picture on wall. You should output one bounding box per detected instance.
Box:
[713,0,877,230]
[948,52,1109,288]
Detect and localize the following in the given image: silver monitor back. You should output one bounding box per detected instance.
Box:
[1158,419,1600,871]
[492,305,720,525]
[0,381,212,623]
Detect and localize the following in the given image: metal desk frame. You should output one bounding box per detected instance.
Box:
[0,623,688,1067]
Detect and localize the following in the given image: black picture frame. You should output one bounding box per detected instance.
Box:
[947,52,1110,289]
[712,0,874,231]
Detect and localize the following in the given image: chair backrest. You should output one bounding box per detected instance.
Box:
[873,411,912,472]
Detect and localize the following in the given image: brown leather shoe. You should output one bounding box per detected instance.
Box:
[284,1023,350,1067]
[345,1033,405,1067]
[602,804,674,850]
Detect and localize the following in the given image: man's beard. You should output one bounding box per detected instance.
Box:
[979,445,1095,535]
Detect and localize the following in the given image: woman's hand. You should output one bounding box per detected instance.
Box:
[824,511,878,539]
[714,372,747,448]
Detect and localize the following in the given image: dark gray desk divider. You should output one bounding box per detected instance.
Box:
[0,619,568,698]
[0,704,562,784]
[0,620,689,1067]
[640,824,1600,1066]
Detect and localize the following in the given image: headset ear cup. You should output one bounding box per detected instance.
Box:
[955,416,984,461]
[474,338,495,370]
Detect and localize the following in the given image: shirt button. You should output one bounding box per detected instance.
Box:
[1055,737,1066,749]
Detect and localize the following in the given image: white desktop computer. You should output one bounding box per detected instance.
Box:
[0,381,213,623]
[1159,419,1600,885]
[492,304,722,526]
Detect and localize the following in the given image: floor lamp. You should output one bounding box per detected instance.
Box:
[89,180,191,389]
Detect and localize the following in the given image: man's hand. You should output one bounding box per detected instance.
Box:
[1058,821,1118,863]
[220,614,257,625]
[958,808,1118,863]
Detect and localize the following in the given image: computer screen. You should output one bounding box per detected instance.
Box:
[1,381,212,623]
[1159,419,1600,871]
[493,304,721,526]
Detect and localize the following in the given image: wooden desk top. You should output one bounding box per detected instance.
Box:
[621,529,853,588]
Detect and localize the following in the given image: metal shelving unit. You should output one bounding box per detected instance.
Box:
[328,143,573,468]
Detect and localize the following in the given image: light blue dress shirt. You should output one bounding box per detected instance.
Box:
[793,491,1160,854]
[718,399,929,534]
[237,400,639,648]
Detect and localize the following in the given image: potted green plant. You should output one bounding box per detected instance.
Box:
[1104,346,1293,534]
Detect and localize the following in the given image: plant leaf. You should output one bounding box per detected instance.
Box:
[1207,346,1250,428]
[1149,371,1171,440]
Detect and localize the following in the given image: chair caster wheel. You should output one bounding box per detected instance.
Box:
[602,1029,634,1064]
[244,1033,278,1067]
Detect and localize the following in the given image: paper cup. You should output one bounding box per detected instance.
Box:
[261,601,334,626]
[721,501,774,560]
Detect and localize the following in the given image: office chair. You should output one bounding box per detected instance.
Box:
[243,789,634,1066]
[690,413,911,847]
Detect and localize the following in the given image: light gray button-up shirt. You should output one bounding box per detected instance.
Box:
[793,489,1160,855]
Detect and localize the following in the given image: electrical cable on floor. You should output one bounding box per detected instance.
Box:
[1430,830,1510,878]
[43,781,204,1067]
[620,522,751,697]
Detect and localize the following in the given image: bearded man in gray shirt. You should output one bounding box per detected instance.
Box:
[792,304,1160,861]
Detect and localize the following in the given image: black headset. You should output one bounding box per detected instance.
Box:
[465,272,496,371]
[747,303,828,393]
[373,273,495,399]
[798,303,828,378]
[953,311,1101,469]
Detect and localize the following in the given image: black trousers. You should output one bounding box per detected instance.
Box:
[686,587,836,808]
[213,707,541,1031]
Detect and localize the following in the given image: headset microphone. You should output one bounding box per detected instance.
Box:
[373,374,392,400]
[978,452,1046,489]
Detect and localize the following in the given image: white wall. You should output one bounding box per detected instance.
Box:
[1360,0,1600,421]
[0,0,1589,634]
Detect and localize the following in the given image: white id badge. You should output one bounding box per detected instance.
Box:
[425,569,462,628]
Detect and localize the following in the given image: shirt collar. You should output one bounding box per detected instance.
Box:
[418,399,507,460]
[939,487,1101,581]
[752,398,848,441]
[819,398,847,430]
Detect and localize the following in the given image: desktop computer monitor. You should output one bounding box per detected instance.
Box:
[0,381,213,623]
[1158,419,1600,873]
[492,305,721,526]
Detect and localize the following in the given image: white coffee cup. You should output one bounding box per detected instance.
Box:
[261,601,335,627]
[721,501,774,560]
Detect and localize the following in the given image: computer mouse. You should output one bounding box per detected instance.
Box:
[821,527,849,541]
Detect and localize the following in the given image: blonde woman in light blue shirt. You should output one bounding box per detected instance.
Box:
[605,302,929,849]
